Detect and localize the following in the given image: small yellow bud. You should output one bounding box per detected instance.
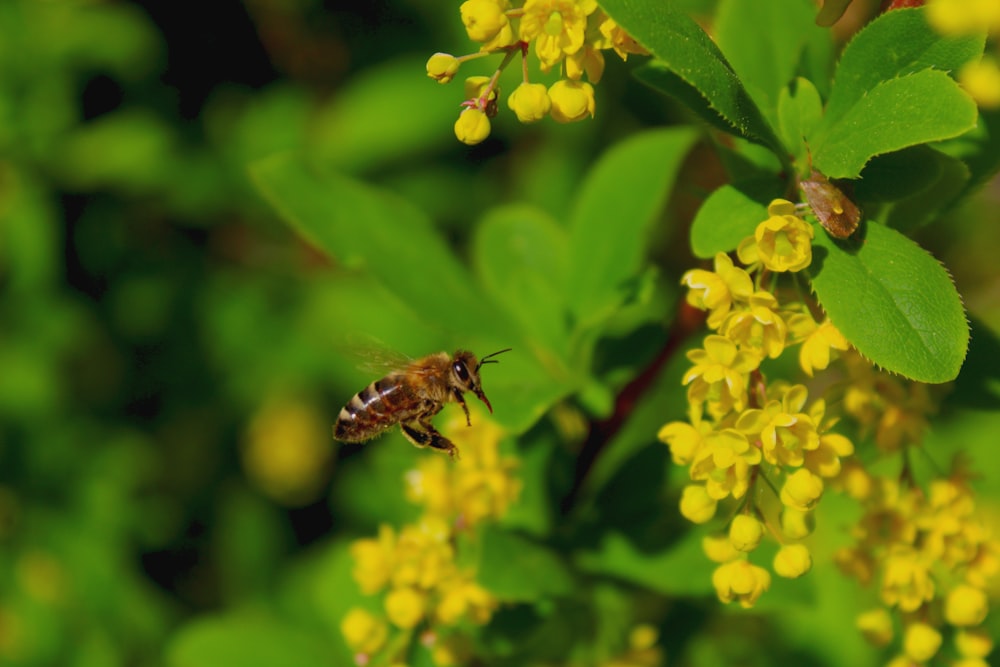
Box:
[960,57,1000,109]
[903,621,942,663]
[460,0,511,43]
[780,468,824,511]
[426,53,461,84]
[712,559,771,608]
[341,607,388,655]
[779,507,814,539]
[385,587,427,629]
[773,544,812,578]
[507,82,551,122]
[856,608,893,647]
[454,108,491,145]
[945,583,989,627]
[679,484,717,524]
[955,629,993,659]
[548,79,595,123]
[729,515,764,552]
[702,532,740,563]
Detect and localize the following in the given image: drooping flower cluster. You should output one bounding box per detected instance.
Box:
[341,407,521,666]
[664,198,999,660]
[426,1,648,144]
[662,199,854,608]
[926,0,1000,107]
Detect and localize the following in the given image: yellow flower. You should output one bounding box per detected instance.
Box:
[385,587,427,629]
[780,468,824,511]
[519,0,598,69]
[436,577,497,625]
[460,0,515,50]
[780,507,814,540]
[454,107,491,145]
[729,514,764,552]
[712,559,771,608]
[341,607,389,655]
[507,82,551,122]
[564,43,605,82]
[689,428,761,500]
[702,532,740,563]
[547,79,596,122]
[426,53,461,83]
[721,290,788,359]
[683,335,759,420]
[955,629,994,658]
[856,608,893,647]
[679,484,718,524]
[881,548,935,612]
[736,384,818,468]
[802,399,854,478]
[657,419,708,466]
[789,315,850,377]
[960,57,1000,109]
[737,199,814,273]
[596,12,649,59]
[681,252,754,329]
[945,583,989,626]
[773,544,812,578]
[351,524,396,594]
[902,622,942,663]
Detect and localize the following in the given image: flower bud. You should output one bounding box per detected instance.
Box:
[702,532,740,563]
[454,108,491,145]
[955,629,993,658]
[426,53,460,84]
[903,622,942,663]
[773,544,812,578]
[712,559,771,608]
[460,0,510,43]
[780,468,824,511]
[507,82,551,122]
[780,507,814,539]
[729,515,764,552]
[945,584,989,627]
[679,484,717,524]
[856,608,893,647]
[341,607,388,655]
[548,79,595,123]
[385,587,427,629]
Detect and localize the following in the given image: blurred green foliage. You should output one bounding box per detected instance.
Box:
[1,1,999,666]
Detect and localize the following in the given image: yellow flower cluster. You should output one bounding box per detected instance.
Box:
[341,408,521,665]
[927,0,1000,107]
[426,0,647,144]
[837,473,999,666]
[662,200,854,608]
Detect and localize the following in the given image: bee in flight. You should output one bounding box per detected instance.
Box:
[333,348,511,459]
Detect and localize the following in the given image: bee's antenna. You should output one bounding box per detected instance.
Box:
[476,347,512,371]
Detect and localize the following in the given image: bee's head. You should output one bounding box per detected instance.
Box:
[451,348,511,413]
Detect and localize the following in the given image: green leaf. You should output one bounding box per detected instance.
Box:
[690,177,784,258]
[884,151,969,232]
[852,146,943,202]
[600,0,783,153]
[576,530,714,596]
[250,154,511,341]
[715,0,825,129]
[822,7,985,126]
[165,613,333,667]
[777,78,824,164]
[473,205,570,353]
[477,526,575,602]
[566,128,697,323]
[809,222,968,382]
[812,69,978,179]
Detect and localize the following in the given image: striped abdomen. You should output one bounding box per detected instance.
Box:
[334,376,419,442]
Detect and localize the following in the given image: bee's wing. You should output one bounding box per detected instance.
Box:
[339,333,415,375]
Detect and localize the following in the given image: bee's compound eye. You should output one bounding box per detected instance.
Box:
[453,361,470,384]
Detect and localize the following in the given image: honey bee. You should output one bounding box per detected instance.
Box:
[333,348,511,459]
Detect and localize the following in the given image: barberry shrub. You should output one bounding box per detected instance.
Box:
[172,1,1000,666]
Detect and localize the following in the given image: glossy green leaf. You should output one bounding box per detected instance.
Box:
[165,614,333,667]
[852,146,943,202]
[822,7,985,126]
[809,222,968,382]
[477,526,575,602]
[715,0,824,128]
[473,205,570,353]
[884,152,969,232]
[250,154,510,341]
[567,127,697,323]
[600,0,783,152]
[812,69,978,179]
[690,177,784,258]
[777,78,823,164]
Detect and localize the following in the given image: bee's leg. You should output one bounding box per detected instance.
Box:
[452,389,472,426]
[400,422,460,460]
